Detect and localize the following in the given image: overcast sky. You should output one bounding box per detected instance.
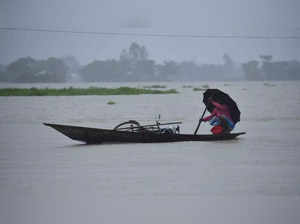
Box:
[0,0,299,65]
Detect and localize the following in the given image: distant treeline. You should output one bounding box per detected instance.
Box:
[0,56,80,83]
[1,42,300,82]
[242,55,300,81]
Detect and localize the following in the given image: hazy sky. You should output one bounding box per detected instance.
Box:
[1,0,299,65]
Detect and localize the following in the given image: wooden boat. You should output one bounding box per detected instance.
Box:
[44,120,245,144]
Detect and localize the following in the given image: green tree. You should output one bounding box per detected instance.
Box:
[119,42,154,81]
[128,42,148,62]
[80,60,122,82]
[287,60,300,80]
[158,61,179,80]
[178,61,201,81]
[260,55,273,80]
[4,57,68,82]
[223,53,234,74]
[61,56,80,73]
[242,60,262,80]
[6,57,37,81]
[42,57,68,82]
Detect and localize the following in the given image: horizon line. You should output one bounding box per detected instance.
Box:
[1,27,300,40]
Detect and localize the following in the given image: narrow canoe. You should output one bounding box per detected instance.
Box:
[44,123,245,144]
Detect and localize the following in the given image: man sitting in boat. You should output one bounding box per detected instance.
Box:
[201,98,235,134]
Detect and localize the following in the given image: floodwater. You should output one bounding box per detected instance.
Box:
[0,81,300,224]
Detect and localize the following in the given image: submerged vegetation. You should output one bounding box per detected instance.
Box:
[0,87,178,96]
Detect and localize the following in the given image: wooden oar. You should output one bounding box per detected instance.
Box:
[193,107,207,135]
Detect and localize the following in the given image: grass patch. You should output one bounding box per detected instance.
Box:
[107,100,116,105]
[193,88,206,91]
[192,84,209,92]
[0,86,178,96]
[143,85,167,89]
[193,85,209,91]
[182,85,193,88]
[263,83,276,87]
